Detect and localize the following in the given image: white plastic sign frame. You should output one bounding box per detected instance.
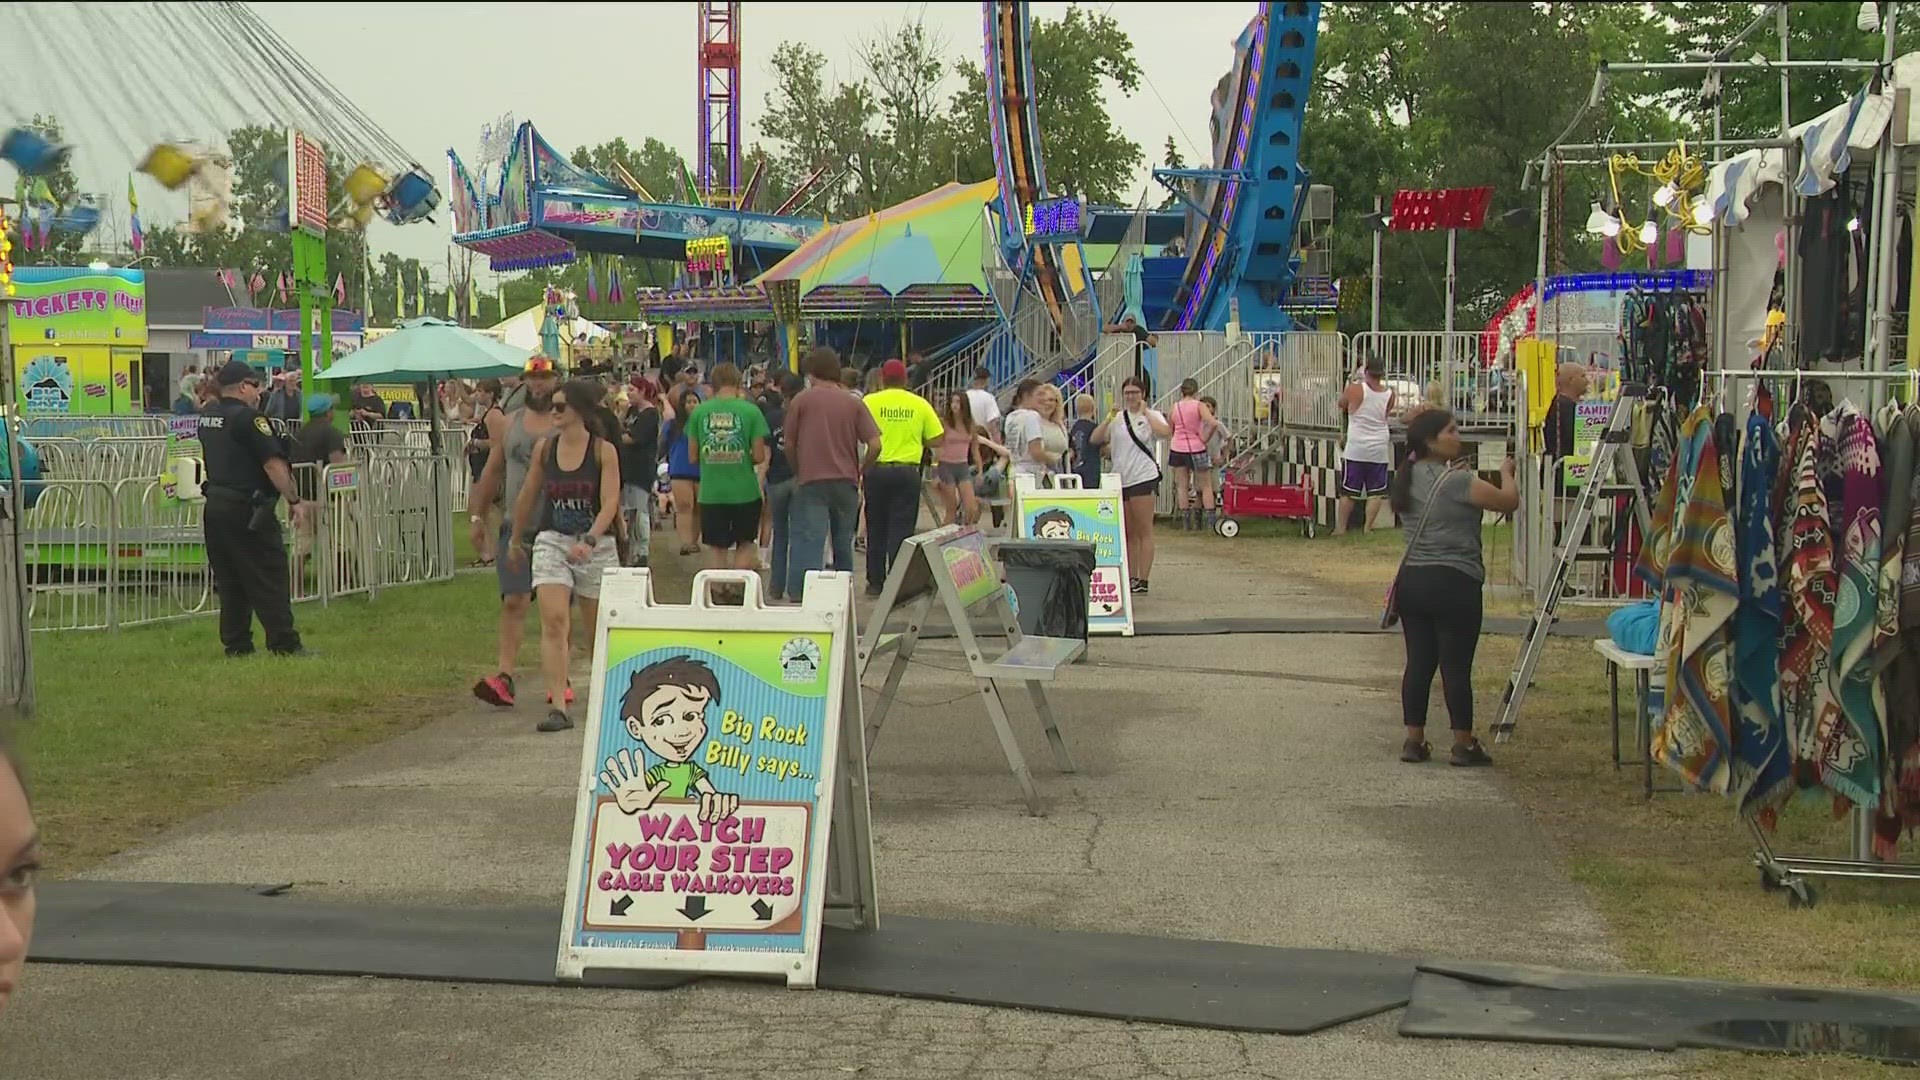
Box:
[556,568,857,988]
[1011,473,1136,636]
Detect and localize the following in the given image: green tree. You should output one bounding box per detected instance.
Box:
[761,40,884,218]
[1657,2,1920,140]
[10,114,87,267]
[1305,2,1674,333]
[1156,135,1187,211]
[942,5,1143,203]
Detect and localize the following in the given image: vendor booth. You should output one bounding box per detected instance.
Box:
[9,266,148,416]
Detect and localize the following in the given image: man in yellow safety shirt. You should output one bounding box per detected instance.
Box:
[861,359,943,595]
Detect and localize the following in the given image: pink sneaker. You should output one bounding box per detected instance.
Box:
[473,673,516,707]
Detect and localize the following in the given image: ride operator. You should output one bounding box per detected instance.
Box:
[198,359,311,657]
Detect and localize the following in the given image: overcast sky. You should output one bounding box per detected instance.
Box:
[240,1,1257,275]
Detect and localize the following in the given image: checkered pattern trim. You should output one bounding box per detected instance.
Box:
[1242,433,1396,528]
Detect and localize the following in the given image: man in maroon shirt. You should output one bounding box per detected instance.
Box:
[782,347,881,601]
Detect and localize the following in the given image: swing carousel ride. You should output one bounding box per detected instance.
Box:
[0,1,441,252]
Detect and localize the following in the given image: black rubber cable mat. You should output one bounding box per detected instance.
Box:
[31,882,1415,1034]
[904,616,1608,639]
[1400,961,1920,1065]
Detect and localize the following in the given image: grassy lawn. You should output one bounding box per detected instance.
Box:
[20,521,691,873]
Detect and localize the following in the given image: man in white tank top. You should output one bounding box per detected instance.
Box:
[1336,355,1395,535]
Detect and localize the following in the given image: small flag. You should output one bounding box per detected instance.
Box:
[276,271,291,305]
[467,277,478,319]
[446,281,455,319]
[127,175,144,255]
[249,270,265,297]
[586,258,599,304]
[609,266,623,305]
[34,203,51,249]
[394,270,404,322]
[332,272,345,306]
[497,279,507,318]
[415,270,426,316]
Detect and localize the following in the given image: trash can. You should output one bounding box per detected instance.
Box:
[995,538,1095,644]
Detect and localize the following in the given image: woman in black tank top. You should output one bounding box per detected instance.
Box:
[508,380,622,734]
[465,381,502,564]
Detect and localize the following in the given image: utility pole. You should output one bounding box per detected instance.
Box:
[1370,194,1383,335]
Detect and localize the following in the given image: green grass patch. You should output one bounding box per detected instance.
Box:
[20,575,508,871]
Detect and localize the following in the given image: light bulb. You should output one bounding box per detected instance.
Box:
[1653,183,1678,208]
[1848,216,1862,232]
[1584,201,1614,235]
[1690,198,1715,227]
[1639,220,1658,245]
[1859,1,1882,32]
[1601,217,1622,238]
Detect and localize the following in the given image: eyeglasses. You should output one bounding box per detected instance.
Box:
[551,402,570,413]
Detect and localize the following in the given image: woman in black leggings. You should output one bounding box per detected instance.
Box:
[1388,409,1518,766]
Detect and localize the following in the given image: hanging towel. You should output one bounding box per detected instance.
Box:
[1734,403,1792,817]
[1815,404,1885,809]
[1655,406,1739,795]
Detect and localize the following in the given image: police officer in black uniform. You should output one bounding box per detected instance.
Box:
[198,359,310,657]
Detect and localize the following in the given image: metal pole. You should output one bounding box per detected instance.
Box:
[1444,226,1457,361]
[1552,137,1796,153]
[1870,4,1901,398]
[0,252,32,719]
[1779,4,1796,360]
[1370,194,1383,334]
[1602,58,1880,73]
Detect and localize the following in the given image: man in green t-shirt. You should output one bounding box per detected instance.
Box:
[601,654,739,824]
[687,362,770,569]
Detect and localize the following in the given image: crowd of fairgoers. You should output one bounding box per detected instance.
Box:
[447,340,1224,735]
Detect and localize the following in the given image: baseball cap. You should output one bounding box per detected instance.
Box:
[307,392,337,415]
[214,360,263,387]
[881,359,908,383]
[523,355,558,376]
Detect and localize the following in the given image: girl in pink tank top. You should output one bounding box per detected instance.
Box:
[1168,379,1218,530]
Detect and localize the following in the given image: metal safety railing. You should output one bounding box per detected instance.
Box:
[15,446,455,633]
[1350,330,1515,429]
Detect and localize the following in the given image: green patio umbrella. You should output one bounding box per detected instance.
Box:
[312,317,531,382]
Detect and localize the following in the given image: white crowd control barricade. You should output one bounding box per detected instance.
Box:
[556,568,876,990]
[1011,474,1133,635]
[856,524,1083,814]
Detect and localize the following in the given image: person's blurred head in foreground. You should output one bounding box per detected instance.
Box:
[0,742,39,1016]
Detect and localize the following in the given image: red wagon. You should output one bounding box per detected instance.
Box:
[1216,455,1316,539]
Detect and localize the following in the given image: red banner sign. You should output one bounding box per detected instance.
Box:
[1390,187,1493,232]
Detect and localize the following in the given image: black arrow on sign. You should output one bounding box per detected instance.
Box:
[678,896,710,922]
[751,899,774,921]
[610,895,633,917]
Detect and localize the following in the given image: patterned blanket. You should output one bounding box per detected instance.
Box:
[1816,404,1885,810]
[1733,404,1791,816]
[1656,406,1737,794]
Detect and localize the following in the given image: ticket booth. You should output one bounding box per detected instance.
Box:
[9,267,149,416]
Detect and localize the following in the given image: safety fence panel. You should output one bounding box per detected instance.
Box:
[1244,331,1350,432]
[18,415,168,440]
[1350,331,1512,429]
[18,447,456,633]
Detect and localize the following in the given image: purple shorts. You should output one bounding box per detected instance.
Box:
[1341,460,1389,498]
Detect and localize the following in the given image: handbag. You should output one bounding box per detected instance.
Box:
[1381,464,1453,630]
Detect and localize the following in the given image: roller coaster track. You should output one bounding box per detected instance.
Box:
[985,1,1072,338]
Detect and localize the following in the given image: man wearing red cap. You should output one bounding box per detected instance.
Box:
[862,359,943,595]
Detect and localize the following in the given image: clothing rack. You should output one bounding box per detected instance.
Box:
[1663,366,1920,906]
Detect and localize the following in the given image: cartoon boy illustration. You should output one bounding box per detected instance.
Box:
[1032,508,1075,540]
[599,655,740,824]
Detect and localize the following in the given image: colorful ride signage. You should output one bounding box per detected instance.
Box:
[685,235,731,274]
[1012,475,1135,636]
[557,568,874,988]
[1023,196,1086,242]
[7,268,146,344]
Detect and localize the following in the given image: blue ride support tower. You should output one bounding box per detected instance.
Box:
[1159,1,1320,333]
